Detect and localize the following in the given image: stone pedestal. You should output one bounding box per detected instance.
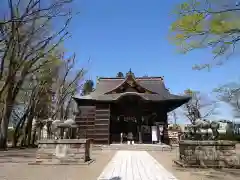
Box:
[33,139,94,165]
[174,140,240,168]
[168,130,179,145]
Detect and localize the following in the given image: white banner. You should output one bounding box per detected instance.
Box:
[151,126,158,142]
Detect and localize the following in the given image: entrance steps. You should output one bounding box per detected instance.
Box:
[93,143,172,151]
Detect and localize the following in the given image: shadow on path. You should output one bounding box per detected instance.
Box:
[109,177,121,180]
[0,148,36,163]
[100,177,121,180]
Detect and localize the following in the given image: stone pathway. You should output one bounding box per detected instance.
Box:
[97,150,179,180]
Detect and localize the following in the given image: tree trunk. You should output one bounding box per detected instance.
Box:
[21,122,29,147]
[26,116,34,146]
[0,71,26,149]
[0,93,14,149]
[12,125,21,148]
[12,110,29,147]
[0,128,7,150]
[31,130,36,146]
[12,133,18,147]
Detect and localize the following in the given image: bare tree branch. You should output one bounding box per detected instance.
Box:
[214,82,240,118]
[0,0,77,149]
[182,89,217,124]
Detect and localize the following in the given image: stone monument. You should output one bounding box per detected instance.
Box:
[33,119,94,165]
[174,118,240,168]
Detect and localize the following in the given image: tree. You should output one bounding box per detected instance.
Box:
[81,80,94,95]
[51,53,85,120]
[11,51,85,147]
[168,110,178,124]
[171,0,240,70]
[116,72,124,78]
[214,82,240,118]
[0,0,76,149]
[182,89,217,124]
[11,54,61,147]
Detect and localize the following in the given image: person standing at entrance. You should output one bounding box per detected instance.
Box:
[120,132,123,144]
[127,132,134,144]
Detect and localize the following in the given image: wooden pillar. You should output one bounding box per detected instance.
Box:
[138,116,143,143]
[137,100,143,144]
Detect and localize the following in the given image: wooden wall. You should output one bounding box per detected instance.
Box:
[75,102,111,144]
[75,100,170,144]
[75,106,96,139]
[94,103,110,144]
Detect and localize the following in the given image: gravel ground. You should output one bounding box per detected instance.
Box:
[236,143,240,153]
[0,149,115,180]
[150,146,240,180]
[1,144,240,180]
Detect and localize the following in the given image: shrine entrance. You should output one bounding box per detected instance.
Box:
[109,94,155,144]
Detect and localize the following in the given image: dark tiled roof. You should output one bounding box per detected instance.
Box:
[90,77,167,95]
[73,77,190,103]
[96,93,190,101]
[93,78,124,95]
[138,78,168,94]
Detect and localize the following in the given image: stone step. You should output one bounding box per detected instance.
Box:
[93,144,172,151]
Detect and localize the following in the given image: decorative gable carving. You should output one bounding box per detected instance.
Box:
[127,80,134,87]
[105,70,157,95]
[125,87,137,92]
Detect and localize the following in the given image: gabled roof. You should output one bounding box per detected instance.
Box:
[74,92,190,102]
[73,71,190,106]
[89,75,168,96]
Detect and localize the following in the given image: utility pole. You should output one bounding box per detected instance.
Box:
[172,111,177,125]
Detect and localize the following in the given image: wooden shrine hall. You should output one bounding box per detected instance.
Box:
[73,70,190,144]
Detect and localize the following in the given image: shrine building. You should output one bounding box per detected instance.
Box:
[73,70,190,144]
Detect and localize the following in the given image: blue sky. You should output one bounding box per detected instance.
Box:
[65,0,240,92]
[63,0,239,122]
[2,0,239,122]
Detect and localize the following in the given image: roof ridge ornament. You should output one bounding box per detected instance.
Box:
[126,68,135,78]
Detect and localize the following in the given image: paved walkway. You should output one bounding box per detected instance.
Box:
[97,150,179,180]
